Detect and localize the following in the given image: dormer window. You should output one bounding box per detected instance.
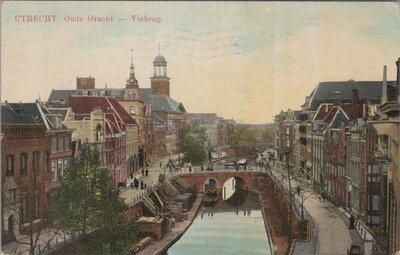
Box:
[130,106,136,114]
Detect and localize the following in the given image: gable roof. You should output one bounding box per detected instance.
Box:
[308,81,396,111]
[313,104,335,121]
[321,102,367,127]
[48,89,75,102]
[68,96,136,134]
[1,103,45,125]
[151,95,186,113]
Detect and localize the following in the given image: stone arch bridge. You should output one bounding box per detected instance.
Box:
[179,171,268,193]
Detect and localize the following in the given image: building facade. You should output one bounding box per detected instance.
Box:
[64,96,137,185]
[1,103,56,242]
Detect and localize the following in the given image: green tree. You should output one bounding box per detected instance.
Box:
[261,127,275,145]
[182,126,207,165]
[232,126,257,145]
[49,144,138,254]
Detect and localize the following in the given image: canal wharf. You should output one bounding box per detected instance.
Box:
[137,193,205,255]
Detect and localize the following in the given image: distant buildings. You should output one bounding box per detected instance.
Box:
[47,53,186,169]
[186,113,237,149]
[274,58,400,254]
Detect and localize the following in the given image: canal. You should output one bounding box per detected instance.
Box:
[161,180,273,255]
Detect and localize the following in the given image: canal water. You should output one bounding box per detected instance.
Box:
[162,188,273,255]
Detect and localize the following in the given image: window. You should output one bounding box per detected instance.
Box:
[6,155,14,177]
[368,164,381,182]
[371,195,379,211]
[62,158,69,177]
[32,152,40,173]
[9,189,16,205]
[58,137,64,151]
[51,137,57,152]
[20,153,28,175]
[21,193,28,224]
[64,136,70,151]
[44,151,49,172]
[34,193,39,220]
[58,159,63,178]
[130,106,136,114]
[51,160,57,181]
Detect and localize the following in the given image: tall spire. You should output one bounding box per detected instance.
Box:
[129,49,135,79]
[126,49,138,87]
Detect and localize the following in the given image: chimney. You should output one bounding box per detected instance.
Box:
[334,91,342,105]
[352,89,359,106]
[396,58,400,101]
[77,77,95,90]
[381,65,388,105]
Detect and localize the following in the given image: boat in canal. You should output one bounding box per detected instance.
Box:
[203,188,220,206]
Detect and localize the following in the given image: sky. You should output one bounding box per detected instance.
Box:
[1,1,399,123]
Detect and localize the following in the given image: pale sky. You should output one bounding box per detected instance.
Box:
[1,1,399,123]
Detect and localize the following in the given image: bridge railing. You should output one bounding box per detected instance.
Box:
[168,163,269,174]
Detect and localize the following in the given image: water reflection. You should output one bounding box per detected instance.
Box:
[162,192,272,255]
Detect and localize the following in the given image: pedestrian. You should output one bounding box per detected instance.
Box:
[171,217,175,228]
[146,169,149,177]
[140,180,144,190]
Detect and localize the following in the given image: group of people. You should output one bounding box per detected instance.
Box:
[129,166,150,190]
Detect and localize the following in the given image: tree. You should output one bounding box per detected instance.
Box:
[261,127,275,145]
[181,126,207,165]
[49,144,138,254]
[232,125,257,145]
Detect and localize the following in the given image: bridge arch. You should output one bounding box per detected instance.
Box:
[204,178,219,191]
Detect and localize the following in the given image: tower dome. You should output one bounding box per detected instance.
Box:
[153,55,167,65]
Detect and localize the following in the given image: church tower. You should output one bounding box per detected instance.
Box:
[124,50,141,102]
[123,50,143,117]
[151,49,170,96]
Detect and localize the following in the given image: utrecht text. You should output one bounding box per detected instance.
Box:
[15,15,57,22]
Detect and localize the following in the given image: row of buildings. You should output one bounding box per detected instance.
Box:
[1,52,237,243]
[274,58,400,254]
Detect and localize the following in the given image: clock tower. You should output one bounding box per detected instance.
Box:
[124,50,141,103]
[151,53,170,96]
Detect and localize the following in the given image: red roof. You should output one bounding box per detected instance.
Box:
[68,96,136,134]
[319,102,367,125]
[313,103,334,121]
